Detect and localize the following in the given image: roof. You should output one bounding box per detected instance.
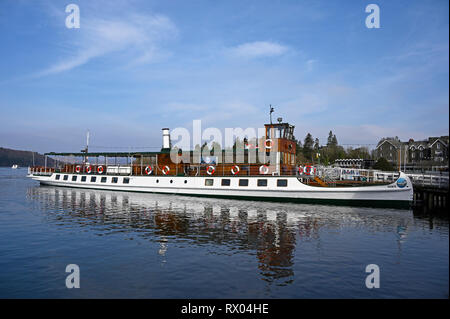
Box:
[376,138,402,149]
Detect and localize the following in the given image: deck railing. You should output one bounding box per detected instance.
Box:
[28,164,449,189]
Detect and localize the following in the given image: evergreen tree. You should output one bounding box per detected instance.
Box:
[327,131,333,146]
[332,134,338,146]
[303,133,314,161]
[373,157,395,171]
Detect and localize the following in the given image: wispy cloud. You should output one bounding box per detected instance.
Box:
[37,12,177,76]
[228,41,288,58]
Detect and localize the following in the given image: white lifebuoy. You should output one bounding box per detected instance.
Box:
[162,166,170,175]
[265,139,273,149]
[259,165,269,175]
[231,165,240,175]
[75,165,81,173]
[97,166,104,174]
[144,166,152,175]
[206,165,215,175]
[85,166,92,174]
[304,165,312,175]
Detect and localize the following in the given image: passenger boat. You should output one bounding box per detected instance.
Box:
[27,119,413,208]
[11,164,19,169]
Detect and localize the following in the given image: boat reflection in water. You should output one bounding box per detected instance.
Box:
[26,186,414,287]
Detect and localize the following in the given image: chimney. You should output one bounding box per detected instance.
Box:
[162,128,170,150]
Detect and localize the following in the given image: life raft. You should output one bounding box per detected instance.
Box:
[162,166,170,175]
[206,165,215,175]
[259,165,269,175]
[265,139,273,149]
[231,165,240,175]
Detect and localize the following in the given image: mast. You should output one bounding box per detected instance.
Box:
[81,130,90,164]
[269,105,274,124]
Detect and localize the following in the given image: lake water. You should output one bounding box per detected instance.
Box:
[0,167,448,298]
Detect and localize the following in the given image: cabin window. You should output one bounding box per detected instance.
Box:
[112,177,118,183]
[55,174,60,180]
[63,175,68,180]
[277,179,288,187]
[101,177,107,183]
[170,180,173,184]
[156,179,159,183]
[81,176,87,182]
[205,179,214,186]
[184,180,187,184]
[123,177,130,184]
[239,179,249,186]
[221,179,231,186]
[257,179,267,187]
[90,176,96,183]
[72,176,77,182]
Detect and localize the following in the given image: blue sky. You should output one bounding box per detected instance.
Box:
[0,0,448,153]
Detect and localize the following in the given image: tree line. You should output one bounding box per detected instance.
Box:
[294,131,372,165]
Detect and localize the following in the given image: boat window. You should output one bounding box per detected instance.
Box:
[112,177,118,183]
[81,176,87,182]
[156,179,159,183]
[257,179,267,187]
[72,176,77,182]
[63,175,68,180]
[55,174,60,180]
[123,177,130,184]
[205,179,214,186]
[277,179,288,187]
[101,177,107,183]
[170,180,173,184]
[239,179,249,186]
[90,176,96,183]
[184,180,187,184]
[221,179,230,186]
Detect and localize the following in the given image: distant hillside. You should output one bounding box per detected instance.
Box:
[0,147,55,167]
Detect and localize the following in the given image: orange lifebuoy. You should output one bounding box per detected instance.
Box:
[298,166,303,175]
[207,165,215,175]
[97,166,104,174]
[231,165,240,175]
[259,165,269,175]
[144,166,152,175]
[162,166,170,175]
[85,166,92,174]
[75,165,81,173]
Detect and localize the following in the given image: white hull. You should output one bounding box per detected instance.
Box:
[28,172,413,208]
